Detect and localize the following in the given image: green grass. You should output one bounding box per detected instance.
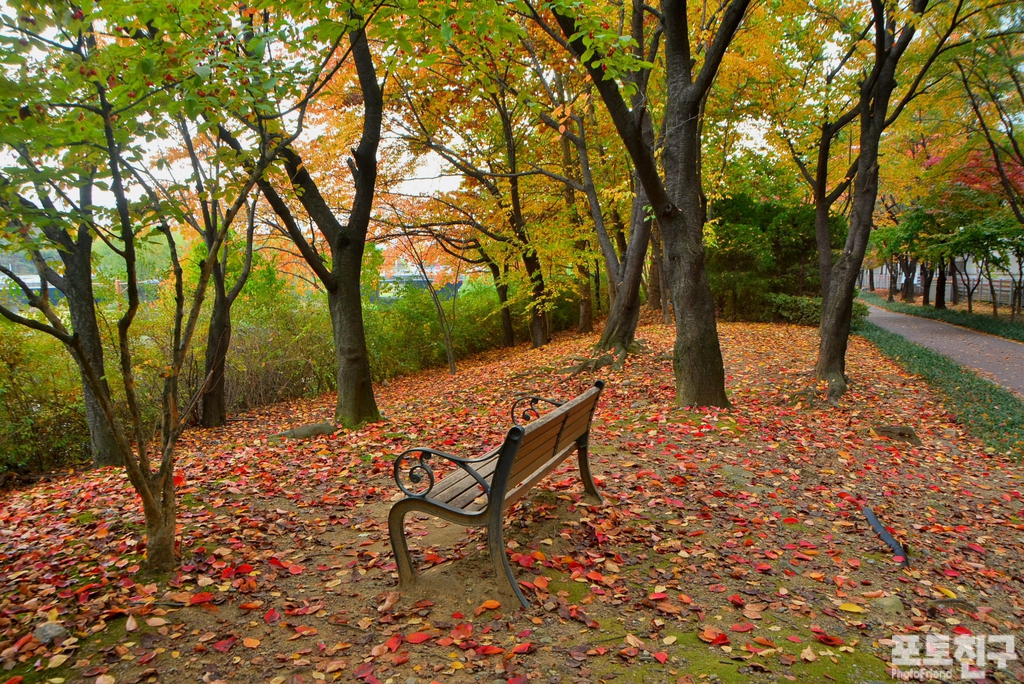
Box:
[860,291,1024,343]
[855,321,1024,458]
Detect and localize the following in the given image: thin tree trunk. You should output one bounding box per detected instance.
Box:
[935,260,947,309]
[599,187,652,354]
[921,263,933,307]
[61,243,120,467]
[577,247,593,334]
[593,258,602,314]
[648,231,663,312]
[869,268,875,292]
[200,266,230,428]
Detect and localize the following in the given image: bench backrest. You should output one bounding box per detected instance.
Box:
[494,381,604,506]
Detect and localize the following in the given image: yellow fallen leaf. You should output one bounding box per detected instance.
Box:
[146,617,168,627]
[47,654,68,669]
[96,676,115,684]
[125,615,138,632]
[838,603,865,613]
[662,635,677,645]
[802,646,817,662]
[243,637,260,648]
[937,586,957,599]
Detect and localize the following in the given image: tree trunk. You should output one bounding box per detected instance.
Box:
[887,260,898,302]
[661,112,729,407]
[648,232,662,312]
[577,253,593,334]
[599,189,651,354]
[62,243,120,467]
[523,252,548,348]
[868,268,875,292]
[901,257,917,302]
[816,108,883,397]
[328,261,380,427]
[143,491,177,572]
[935,260,947,309]
[921,263,933,307]
[200,265,231,428]
[814,201,833,306]
[984,267,998,317]
[498,282,515,346]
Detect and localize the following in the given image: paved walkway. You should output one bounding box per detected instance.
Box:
[867,305,1024,397]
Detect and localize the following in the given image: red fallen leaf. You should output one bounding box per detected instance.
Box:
[436,637,454,647]
[727,594,745,607]
[953,626,973,635]
[649,592,667,600]
[476,645,504,655]
[812,633,844,646]
[847,558,861,569]
[534,576,549,589]
[755,563,772,573]
[212,636,236,652]
[679,593,693,604]
[238,602,260,610]
[451,623,472,640]
[386,634,403,652]
[943,568,959,577]
[295,625,317,636]
[190,592,214,605]
[139,651,157,664]
[406,632,431,644]
[508,677,528,684]
[586,571,603,582]
[264,608,280,624]
[966,543,986,555]
[3,677,24,684]
[517,555,534,568]
[173,474,186,487]
[731,622,755,632]
[783,517,799,524]
[289,564,305,575]
[708,584,727,593]
[652,651,668,664]
[786,636,803,643]
[353,662,375,680]
[512,642,533,654]
[236,563,254,573]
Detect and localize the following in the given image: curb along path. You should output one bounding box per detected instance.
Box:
[866,305,1024,397]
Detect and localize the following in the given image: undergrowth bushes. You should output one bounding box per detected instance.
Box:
[1,270,579,475]
[757,293,869,327]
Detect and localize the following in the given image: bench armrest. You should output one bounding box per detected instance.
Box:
[393,447,492,500]
[511,395,564,426]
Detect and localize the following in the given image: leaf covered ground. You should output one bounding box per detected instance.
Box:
[1,321,1023,684]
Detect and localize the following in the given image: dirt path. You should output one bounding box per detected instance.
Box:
[867,304,1024,396]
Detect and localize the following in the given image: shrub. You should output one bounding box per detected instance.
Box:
[756,293,868,327]
[0,321,91,475]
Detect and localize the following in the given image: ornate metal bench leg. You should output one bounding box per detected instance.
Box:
[388,500,417,587]
[488,511,530,608]
[576,434,604,505]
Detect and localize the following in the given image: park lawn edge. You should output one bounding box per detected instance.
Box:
[854,320,1024,459]
[859,291,1024,343]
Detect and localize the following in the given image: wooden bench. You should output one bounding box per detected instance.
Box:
[388,380,605,607]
